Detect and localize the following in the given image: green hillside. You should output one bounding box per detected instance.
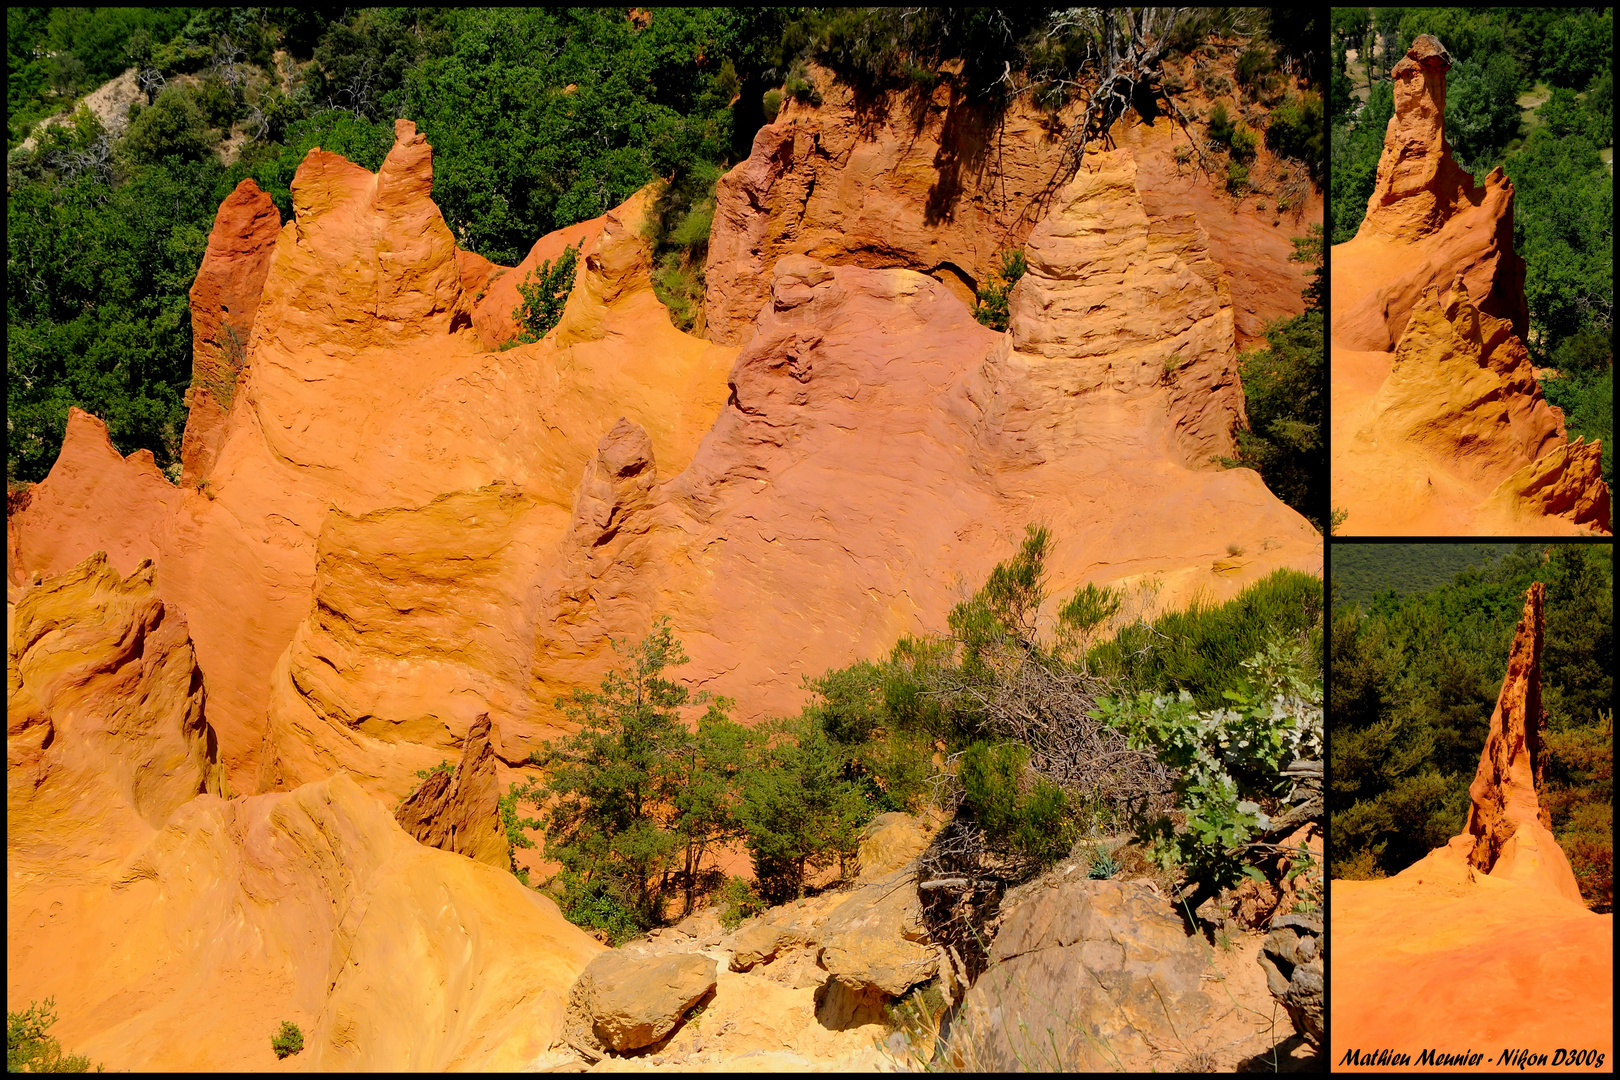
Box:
[1331,543,1516,610]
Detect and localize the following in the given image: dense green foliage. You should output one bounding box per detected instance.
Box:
[1332,544,1516,610]
[270,1020,303,1060]
[1330,544,1612,912]
[956,741,1073,862]
[6,1000,98,1073]
[511,243,579,345]
[1095,635,1321,902]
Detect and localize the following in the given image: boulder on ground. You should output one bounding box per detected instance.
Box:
[728,891,845,972]
[564,950,717,1059]
[948,878,1214,1071]
[855,812,937,883]
[812,864,936,997]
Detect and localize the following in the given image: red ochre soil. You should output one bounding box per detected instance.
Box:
[1331,585,1614,1071]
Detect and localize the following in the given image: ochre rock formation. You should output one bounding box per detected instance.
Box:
[1337,35,1527,349]
[9,81,1322,1069]
[394,711,507,868]
[6,772,602,1071]
[182,177,282,485]
[8,552,222,877]
[1003,148,1242,464]
[706,59,1321,352]
[1331,37,1610,535]
[7,409,180,583]
[1331,584,1612,1067]
[563,950,718,1059]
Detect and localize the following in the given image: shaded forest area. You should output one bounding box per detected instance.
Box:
[1329,8,1613,484]
[1331,543,1516,610]
[8,7,1326,537]
[1330,544,1612,912]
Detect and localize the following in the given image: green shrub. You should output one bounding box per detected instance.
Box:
[761,88,783,122]
[121,84,215,164]
[1228,123,1258,161]
[511,243,580,344]
[270,1020,304,1060]
[1087,846,1121,879]
[958,741,1074,864]
[738,715,874,903]
[7,1000,98,1073]
[1206,101,1236,147]
[1084,568,1324,708]
[972,249,1027,332]
[498,781,543,885]
[1224,160,1249,195]
[1235,46,1273,85]
[553,870,645,944]
[715,875,766,929]
[783,63,821,106]
[1265,91,1325,183]
[1094,635,1322,900]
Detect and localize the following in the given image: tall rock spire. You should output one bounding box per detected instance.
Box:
[1459,582,1585,903]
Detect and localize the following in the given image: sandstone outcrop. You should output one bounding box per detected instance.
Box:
[1002,147,1242,465]
[855,812,938,883]
[1331,36,1610,535]
[813,864,937,998]
[10,79,1325,1070]
[394,711,507,868]
[704,64,1084,346]
[1338,35,1526,349]
[7,409,180,584]
[1257,912,1323,1049]
[947,878,1215,1071]
[8,552,222,877]
[6,771,602,1071]
[182,177,282,485]
[706,58,1322,352]
[1331,584,1612,1067]
[564,951,718,1060]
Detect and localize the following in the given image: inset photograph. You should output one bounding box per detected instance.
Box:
[1328,9,1612,535]
[1329,542,1613,1067]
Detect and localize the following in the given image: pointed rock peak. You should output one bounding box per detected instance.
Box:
[1359,34,1478,242]
[598,417,656,480]
[394,712,506,868]
[377,117,434,209]
[1459,582,1585,899]
[554,183,659,345]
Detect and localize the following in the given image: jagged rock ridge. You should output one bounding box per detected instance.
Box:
[8,92,1322,1070]
[1330,35,1610,535]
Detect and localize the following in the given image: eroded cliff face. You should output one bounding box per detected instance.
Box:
[1331,584,1611,1066]
[1330,36,1610,536]
[706,58,1323,353]
[9,84,1321,1071]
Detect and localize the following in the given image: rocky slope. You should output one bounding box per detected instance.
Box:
[1331,584,1613,1067]
[1330,35,1611,535]
[8,69,1320,1070]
